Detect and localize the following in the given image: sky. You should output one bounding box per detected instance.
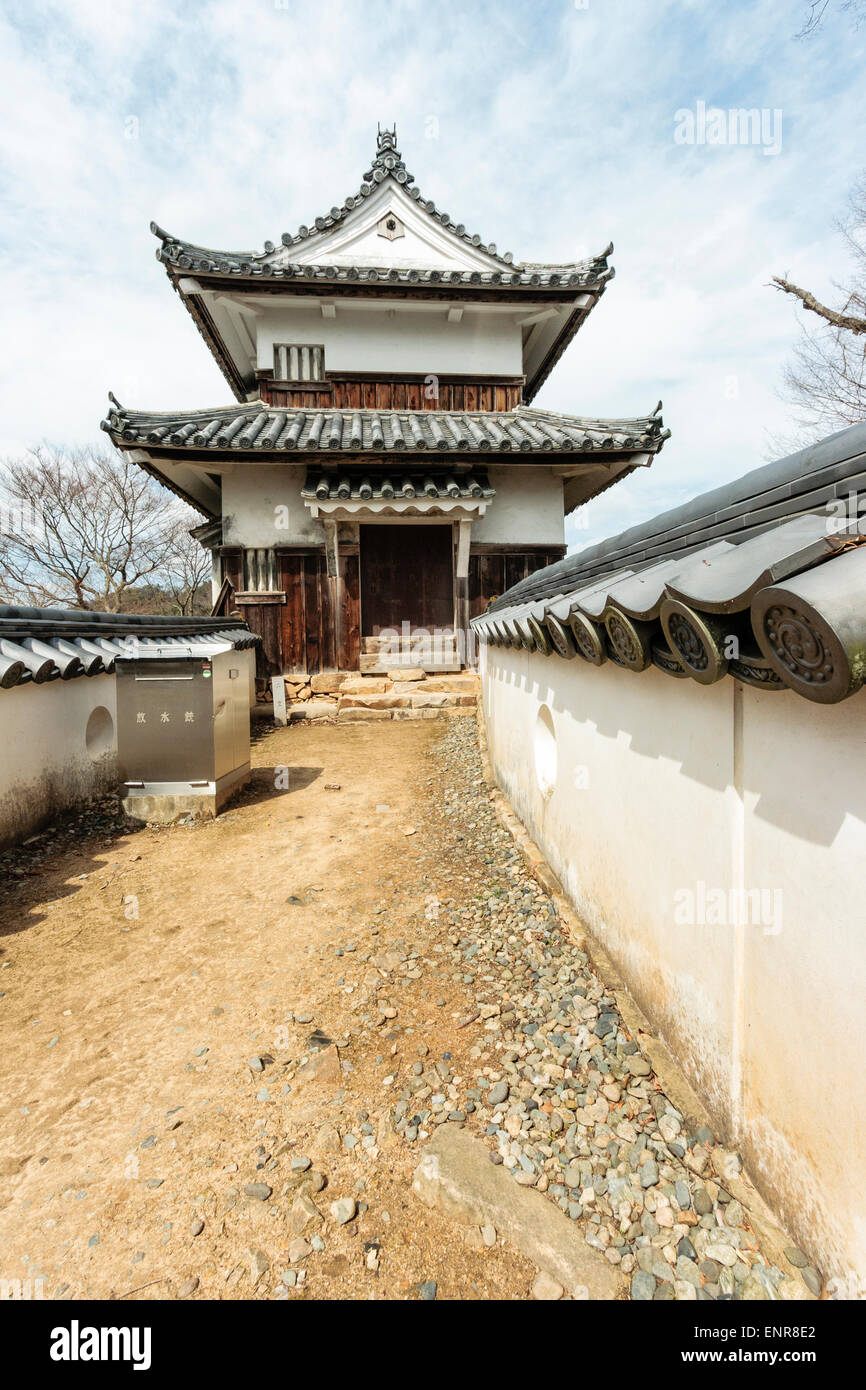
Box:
[0,0,864,552]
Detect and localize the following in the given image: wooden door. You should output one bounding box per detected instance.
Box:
[359,525,454,634]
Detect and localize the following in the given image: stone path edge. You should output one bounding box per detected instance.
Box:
[473,700,814,1298]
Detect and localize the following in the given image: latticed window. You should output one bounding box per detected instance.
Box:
[273,344,325,382]
[242,548,279,592]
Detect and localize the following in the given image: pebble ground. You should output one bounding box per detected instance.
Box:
[0,714,817,1301]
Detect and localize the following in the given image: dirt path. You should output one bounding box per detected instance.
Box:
[0,717,536,1301]
[0,714,809,1304]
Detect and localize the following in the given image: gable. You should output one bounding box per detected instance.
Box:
[265,181,506,275]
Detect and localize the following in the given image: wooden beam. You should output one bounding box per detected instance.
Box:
[515,306,563,328]
[456,519,473,578]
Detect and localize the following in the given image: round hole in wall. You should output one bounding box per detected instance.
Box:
[85,705,114,762]
[534,703,557,799]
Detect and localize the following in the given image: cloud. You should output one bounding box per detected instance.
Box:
[0,0,863,552]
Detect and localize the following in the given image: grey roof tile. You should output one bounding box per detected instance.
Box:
[486,420,866,613]
[102,400,668,459]
[150,127,613,290]
[0,606,258,692]
[301,468,493,502]
[474,421,866,706]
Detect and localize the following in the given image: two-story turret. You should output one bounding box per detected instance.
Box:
[102,127,668,676]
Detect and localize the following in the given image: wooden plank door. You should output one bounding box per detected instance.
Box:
[359,525,454,634]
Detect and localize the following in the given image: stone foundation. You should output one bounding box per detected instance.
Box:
[271,670,480,724]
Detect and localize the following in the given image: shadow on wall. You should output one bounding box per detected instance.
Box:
[490,660,866,846]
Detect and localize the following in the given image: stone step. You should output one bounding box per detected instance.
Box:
[336,706,476,723]
[362,633,456,654]
[338,691,477,711]
[280,671,478,725]
[360,654,462,674]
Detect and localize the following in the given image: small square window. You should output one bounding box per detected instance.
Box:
[274,344,325,382]
[242,549,278,592]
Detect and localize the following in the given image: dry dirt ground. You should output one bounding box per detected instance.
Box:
[0,716,538,1301]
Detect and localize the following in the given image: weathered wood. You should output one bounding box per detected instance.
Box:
[257,373,522,411]
[467,547,564,623]
[360,525,454,634]
[339,551,361,669]
[304,556,322,674]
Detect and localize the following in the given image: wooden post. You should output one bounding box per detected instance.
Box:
[455,519,473,668]
[324,520,342,668]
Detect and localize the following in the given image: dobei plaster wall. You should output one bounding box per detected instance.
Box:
[481,641,866,1293]
[0,675,119,851]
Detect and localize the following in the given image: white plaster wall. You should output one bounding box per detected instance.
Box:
[481,642,866,1290]
[473,467,565,546]
[283,180,504,274]
[222,465,564,550]
[0,675,118,850]
[255,304,522,377]
[222,465,320,547]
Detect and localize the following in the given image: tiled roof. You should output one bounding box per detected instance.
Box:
[0,606,258,691]
[154,240,612,291]
[301,469,494,502]
[473,421,866,705]
[103,400,668,458]
[151,127,610,289]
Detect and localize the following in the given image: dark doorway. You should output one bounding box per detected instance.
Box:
[360,524,454,634]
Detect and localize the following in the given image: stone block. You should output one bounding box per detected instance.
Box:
[288,701,337,721]
[387,667,425,682]
[336,708,392,722]
[338,695,409,710]
[341,677,388,695]
[310,673,346,694]
[412,1127,623,1300]
[416,676,479,694]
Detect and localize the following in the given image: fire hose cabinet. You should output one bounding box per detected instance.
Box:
[115,642,251,824]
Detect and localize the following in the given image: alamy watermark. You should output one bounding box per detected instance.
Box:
[674,880,783,935]
[674,101,783,156]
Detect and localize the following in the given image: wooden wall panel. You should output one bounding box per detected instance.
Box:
[258,375,522,411]
[282,557,306,673]
[467,547,565,622]
[303,560,322,676]
[339,552,361,671]
[226,544,559,679]
[234,548,356,676]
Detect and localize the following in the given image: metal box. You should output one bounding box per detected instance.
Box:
[115,641,250,822]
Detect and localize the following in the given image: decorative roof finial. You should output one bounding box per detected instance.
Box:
[377,123,398,152]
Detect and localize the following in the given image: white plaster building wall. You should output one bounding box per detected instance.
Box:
[222,465,320,547]
[0,675,118,851]
[222,465,564,550]
[472,467,565,546]
[739,695,866,1293]
[255,304,523,377]
[480,643,866,1289]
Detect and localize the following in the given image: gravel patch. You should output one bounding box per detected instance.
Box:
[382,716,799,1302]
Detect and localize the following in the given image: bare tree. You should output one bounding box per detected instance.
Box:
[0,445,206,613]
[771,176,866,437]
[162,518,212,616]
[796,0,866,36]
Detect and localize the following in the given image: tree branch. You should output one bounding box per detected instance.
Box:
[771,276,866,334]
